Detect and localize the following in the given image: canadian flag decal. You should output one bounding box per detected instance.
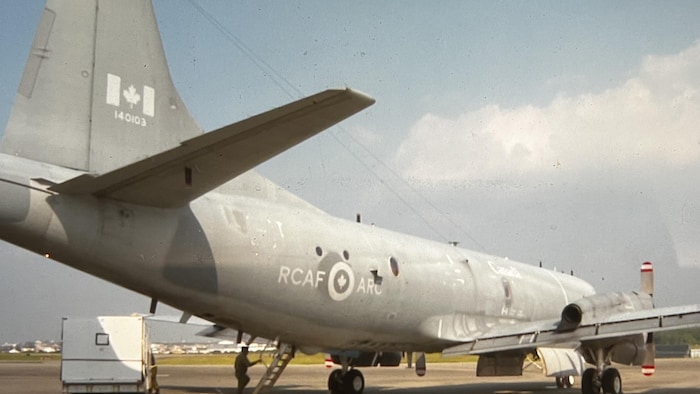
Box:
[106,73,155,117]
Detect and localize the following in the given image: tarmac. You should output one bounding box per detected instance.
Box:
[1,358,699,393]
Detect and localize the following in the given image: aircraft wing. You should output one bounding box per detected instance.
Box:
[49,88,374,208]
[443,304,700,356]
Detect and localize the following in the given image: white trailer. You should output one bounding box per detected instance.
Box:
[61,316,158,394]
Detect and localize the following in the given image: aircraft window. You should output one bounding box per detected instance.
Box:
[343,250,350,260]
[95,333,110,346]
[389,257,399,277]
[315,246,323,257]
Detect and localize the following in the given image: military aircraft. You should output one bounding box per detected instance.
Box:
[1,1,699,394]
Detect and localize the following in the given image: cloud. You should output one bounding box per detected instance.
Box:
[394,41,700,182]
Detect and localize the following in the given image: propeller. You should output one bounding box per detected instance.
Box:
[642,332,656,376]
[640,261,654,297]
[640,261,655,376]
[415,352,426,377]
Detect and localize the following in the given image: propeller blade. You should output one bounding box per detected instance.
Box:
[642,332,656,376]
[640,261,654,297]
[415,352,426,377]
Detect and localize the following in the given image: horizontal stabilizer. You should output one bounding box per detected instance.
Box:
[49,88,374,207]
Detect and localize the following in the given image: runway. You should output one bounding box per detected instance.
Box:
[1,358,699,393]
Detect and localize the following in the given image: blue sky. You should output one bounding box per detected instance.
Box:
[1,1,700,342]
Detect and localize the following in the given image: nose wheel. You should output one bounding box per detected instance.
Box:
[555,375,574,388]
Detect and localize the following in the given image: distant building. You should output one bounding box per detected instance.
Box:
[0,340,60,354]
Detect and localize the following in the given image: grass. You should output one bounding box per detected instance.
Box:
[155,352,478,366]
[0,352,477,366]
[0,353,61,362]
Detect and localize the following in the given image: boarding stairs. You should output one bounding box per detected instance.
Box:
[252,342,295,394]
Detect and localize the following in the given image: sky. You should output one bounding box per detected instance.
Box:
[1,0,700,343]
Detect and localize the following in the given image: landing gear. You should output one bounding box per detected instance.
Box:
[328,354,364,394]
[601,368,621,394]
[328,368,364,394]
[345,369,365,393]
[328,369,342,392]
[581,368,599,394]
[555,375,574,388]
[581,367,622,394]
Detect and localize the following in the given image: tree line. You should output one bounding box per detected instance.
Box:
[655,329,700,346]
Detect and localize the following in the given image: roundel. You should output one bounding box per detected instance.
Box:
[327,262,355,301]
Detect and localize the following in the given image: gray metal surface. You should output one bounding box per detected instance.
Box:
[2,1,700,392]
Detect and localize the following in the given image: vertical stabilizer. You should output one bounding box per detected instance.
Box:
[1,0,201,173]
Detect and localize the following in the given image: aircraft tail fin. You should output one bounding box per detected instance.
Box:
[1,0,201,173]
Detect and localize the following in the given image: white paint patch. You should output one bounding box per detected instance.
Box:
[275,221,284,238]
[106,73,121,106]
[142,85,155,117]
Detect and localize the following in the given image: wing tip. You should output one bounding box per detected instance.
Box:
[346,87,376,105]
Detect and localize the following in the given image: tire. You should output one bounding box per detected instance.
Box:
[601,368,622,394]
[555,376,564,388]
[328,369,343,393]
[344,369,365,394]
[564,375,574,388]
[582,368,600,394]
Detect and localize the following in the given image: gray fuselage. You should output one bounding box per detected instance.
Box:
[0,153,595,353]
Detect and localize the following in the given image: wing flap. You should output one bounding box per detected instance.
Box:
[49,88,374,207]
[443,304,700,357]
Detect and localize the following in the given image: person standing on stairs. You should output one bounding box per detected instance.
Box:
[235,346,260,394]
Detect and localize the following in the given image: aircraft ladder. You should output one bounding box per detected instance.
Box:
[252,343,295,394]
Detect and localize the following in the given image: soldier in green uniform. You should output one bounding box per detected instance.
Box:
[235,346,260,394]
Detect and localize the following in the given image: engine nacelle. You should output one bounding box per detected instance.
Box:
[557,291,653,332]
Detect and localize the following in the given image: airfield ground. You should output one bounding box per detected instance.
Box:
[1,357,699,393]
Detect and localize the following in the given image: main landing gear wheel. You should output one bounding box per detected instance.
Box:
[344,369,365,393]
[328,369,343,393]
[581,368,600,394]
[581,367,622,394]
[327,368,364,394]
[601,368,622,394]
